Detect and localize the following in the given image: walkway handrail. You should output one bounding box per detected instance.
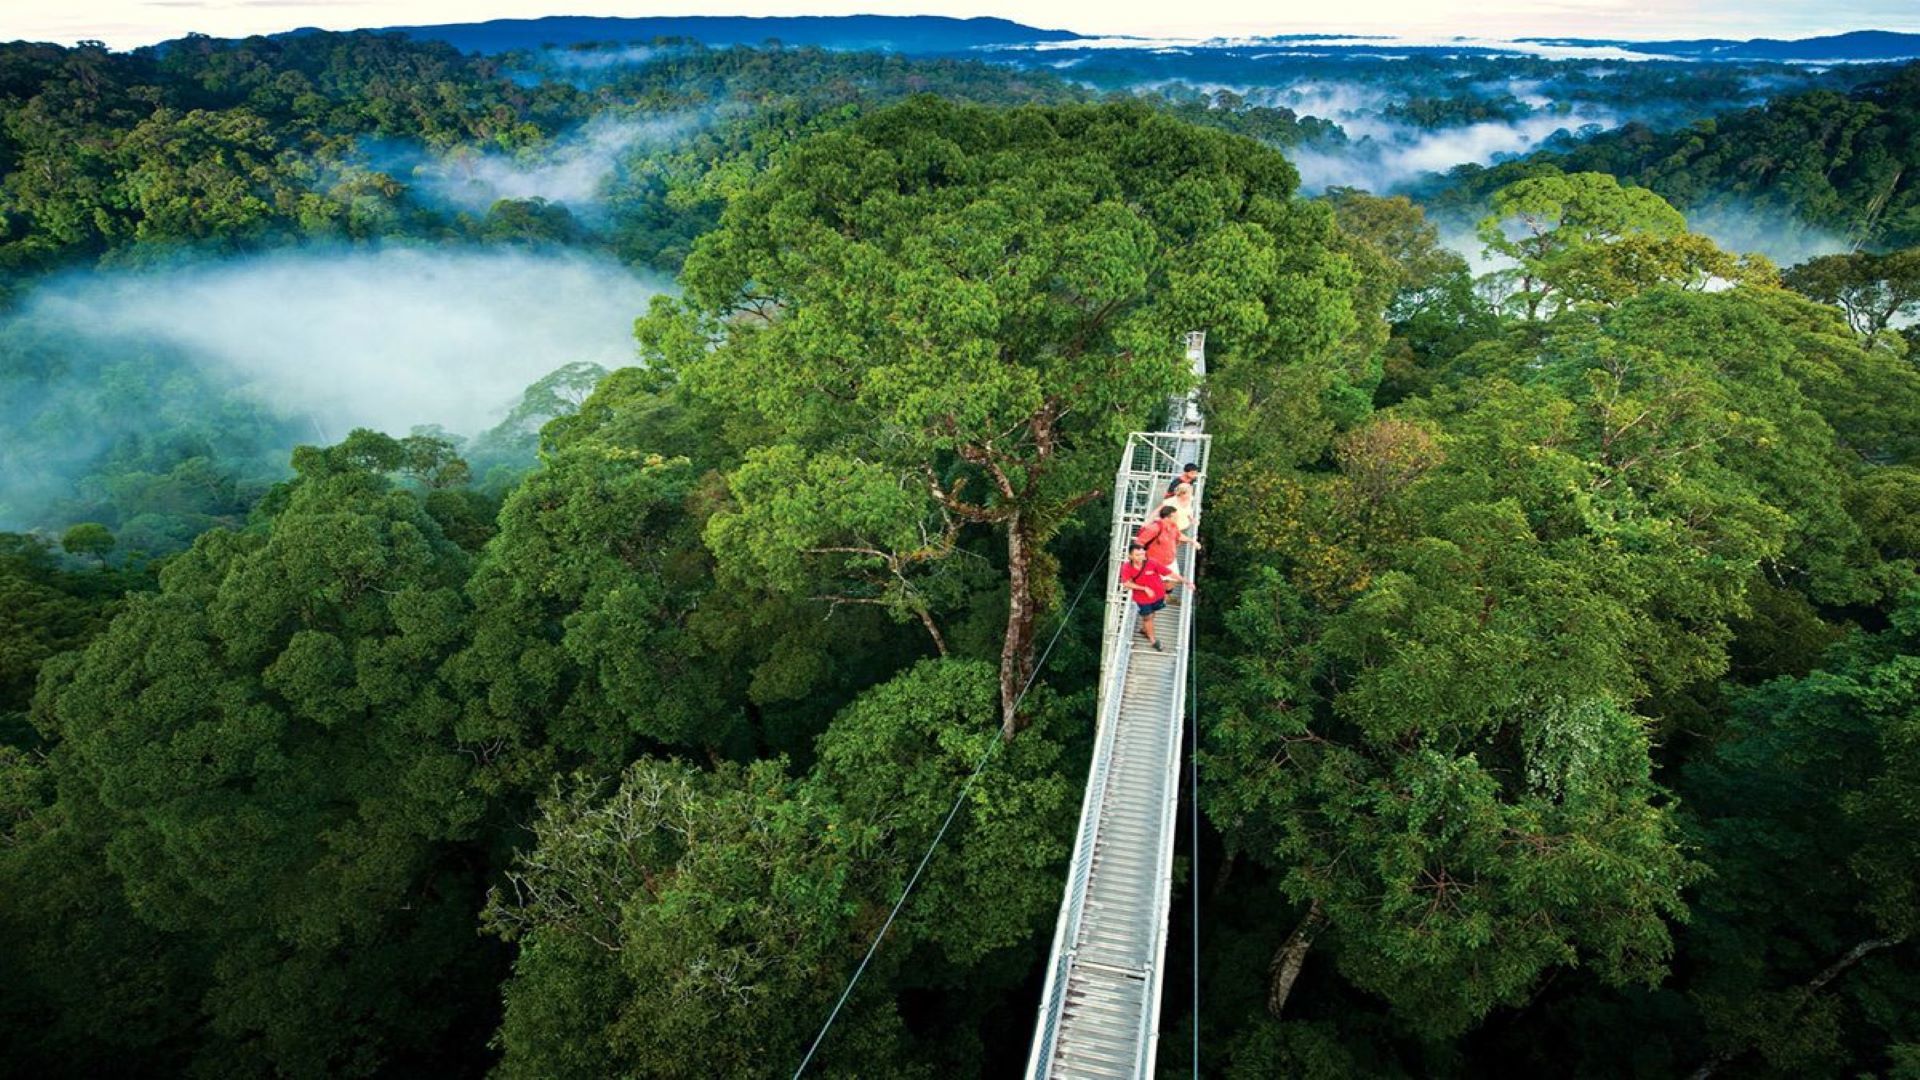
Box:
[1026,332,1208,1079]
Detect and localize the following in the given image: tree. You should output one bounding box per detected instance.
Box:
[704,444,979,657]
[1197,259,1920,1052]
[806,659,1074,965]
[0,535,118,720]
[470,360,609,468]
[1321,187,1498,405]
[1782,247,1920,336]
[1476,172,1770,318]
[484,756,890,1080]
[1324,187,1470,322]
[0,781,202,1076]
[485,659,1075,1077]
[114,107,289,245]
[57,522,114,564]
[1204,515,1700,1036]
[448,435,743,781]
[644,96,1356,734]
[479,197,581,245]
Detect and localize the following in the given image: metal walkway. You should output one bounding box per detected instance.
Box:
[1027,333,1210,1079]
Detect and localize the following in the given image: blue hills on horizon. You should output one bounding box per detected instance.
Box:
[1525,29,1920,61]
[345,14,1079,55]
[323,15,1920,63]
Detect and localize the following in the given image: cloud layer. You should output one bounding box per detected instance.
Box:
[382,114,704,215]
[22,246,669,438]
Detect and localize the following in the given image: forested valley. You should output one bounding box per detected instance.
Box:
[2,28,1919,1078]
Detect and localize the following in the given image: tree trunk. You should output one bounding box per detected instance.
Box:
[999,513,1039,740]
[1267,899,1325,1019]
[1211,851,1237,898]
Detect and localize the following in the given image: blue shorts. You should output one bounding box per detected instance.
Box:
[1137,598,1166,617]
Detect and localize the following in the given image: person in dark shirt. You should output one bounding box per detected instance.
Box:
[1119,542,1186,651]
[1167,463,1201,496]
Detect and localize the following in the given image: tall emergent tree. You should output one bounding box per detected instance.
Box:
[1476,172,1772,319]
[639,96,1356,734]
[1782,247,1920,336]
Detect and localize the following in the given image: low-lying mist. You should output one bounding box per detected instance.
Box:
[1140,78,1622,195]
[544,44,671,71]
[1684,203,1855,267]
[1428,196,1853,273]
[402,114,705,214]
[27,246,664,436]
[350,111,710,225]
[1289,113,1613,194]
[1,246,668,537]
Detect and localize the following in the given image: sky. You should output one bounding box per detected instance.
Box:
[5,0,1918,51]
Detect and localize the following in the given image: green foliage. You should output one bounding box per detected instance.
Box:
[1427,63,1920,251]
[5,40,1920,1078]
[478,197,581,245]
[1475,172,1771,318]
[1782,246,1920,335]
[467,360,607,475]
[0,34,542,272]
[1221,1018,1394,1079]
[487,755,920,1080]
[449,433,741,780]
[57,522,113,562]
[1152,88,1347,147]
[658,94,1356,724]
[1680,595,1920,1075]
[1201,271,1919,1043]
[0,314,304,555]
[486,659,1073,1078]
[0,34,1093,279]
[0,532,143,742]
[1324,187,1497,405]
[0,794,201,1075]
[809,659,1075,965]
[1206,542,1697,1036]
[27,433,493,1076]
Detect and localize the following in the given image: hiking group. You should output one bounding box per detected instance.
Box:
[1119,464,1201,652]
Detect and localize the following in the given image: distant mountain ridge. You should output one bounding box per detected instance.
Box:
[1519,29,1920,61]
[343,17,1920,64]
[352,14,1081,55]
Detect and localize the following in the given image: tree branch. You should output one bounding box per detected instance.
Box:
[1267,899,1326,1018]
[1688,934,1908,1080]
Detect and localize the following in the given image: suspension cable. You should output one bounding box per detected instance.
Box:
[1189,556,1202,1078]
[793,553,1110,1078]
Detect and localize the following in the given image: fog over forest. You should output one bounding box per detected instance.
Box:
[20,248,662,436]
[0,248,665,534]
[1293,107,1619,191]
[390,113,708,213]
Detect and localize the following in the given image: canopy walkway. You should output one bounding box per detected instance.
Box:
[1026,332,1210,1079]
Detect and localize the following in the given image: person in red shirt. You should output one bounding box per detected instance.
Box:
[1119,542,1187,651]
[1135,504,1183,567]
